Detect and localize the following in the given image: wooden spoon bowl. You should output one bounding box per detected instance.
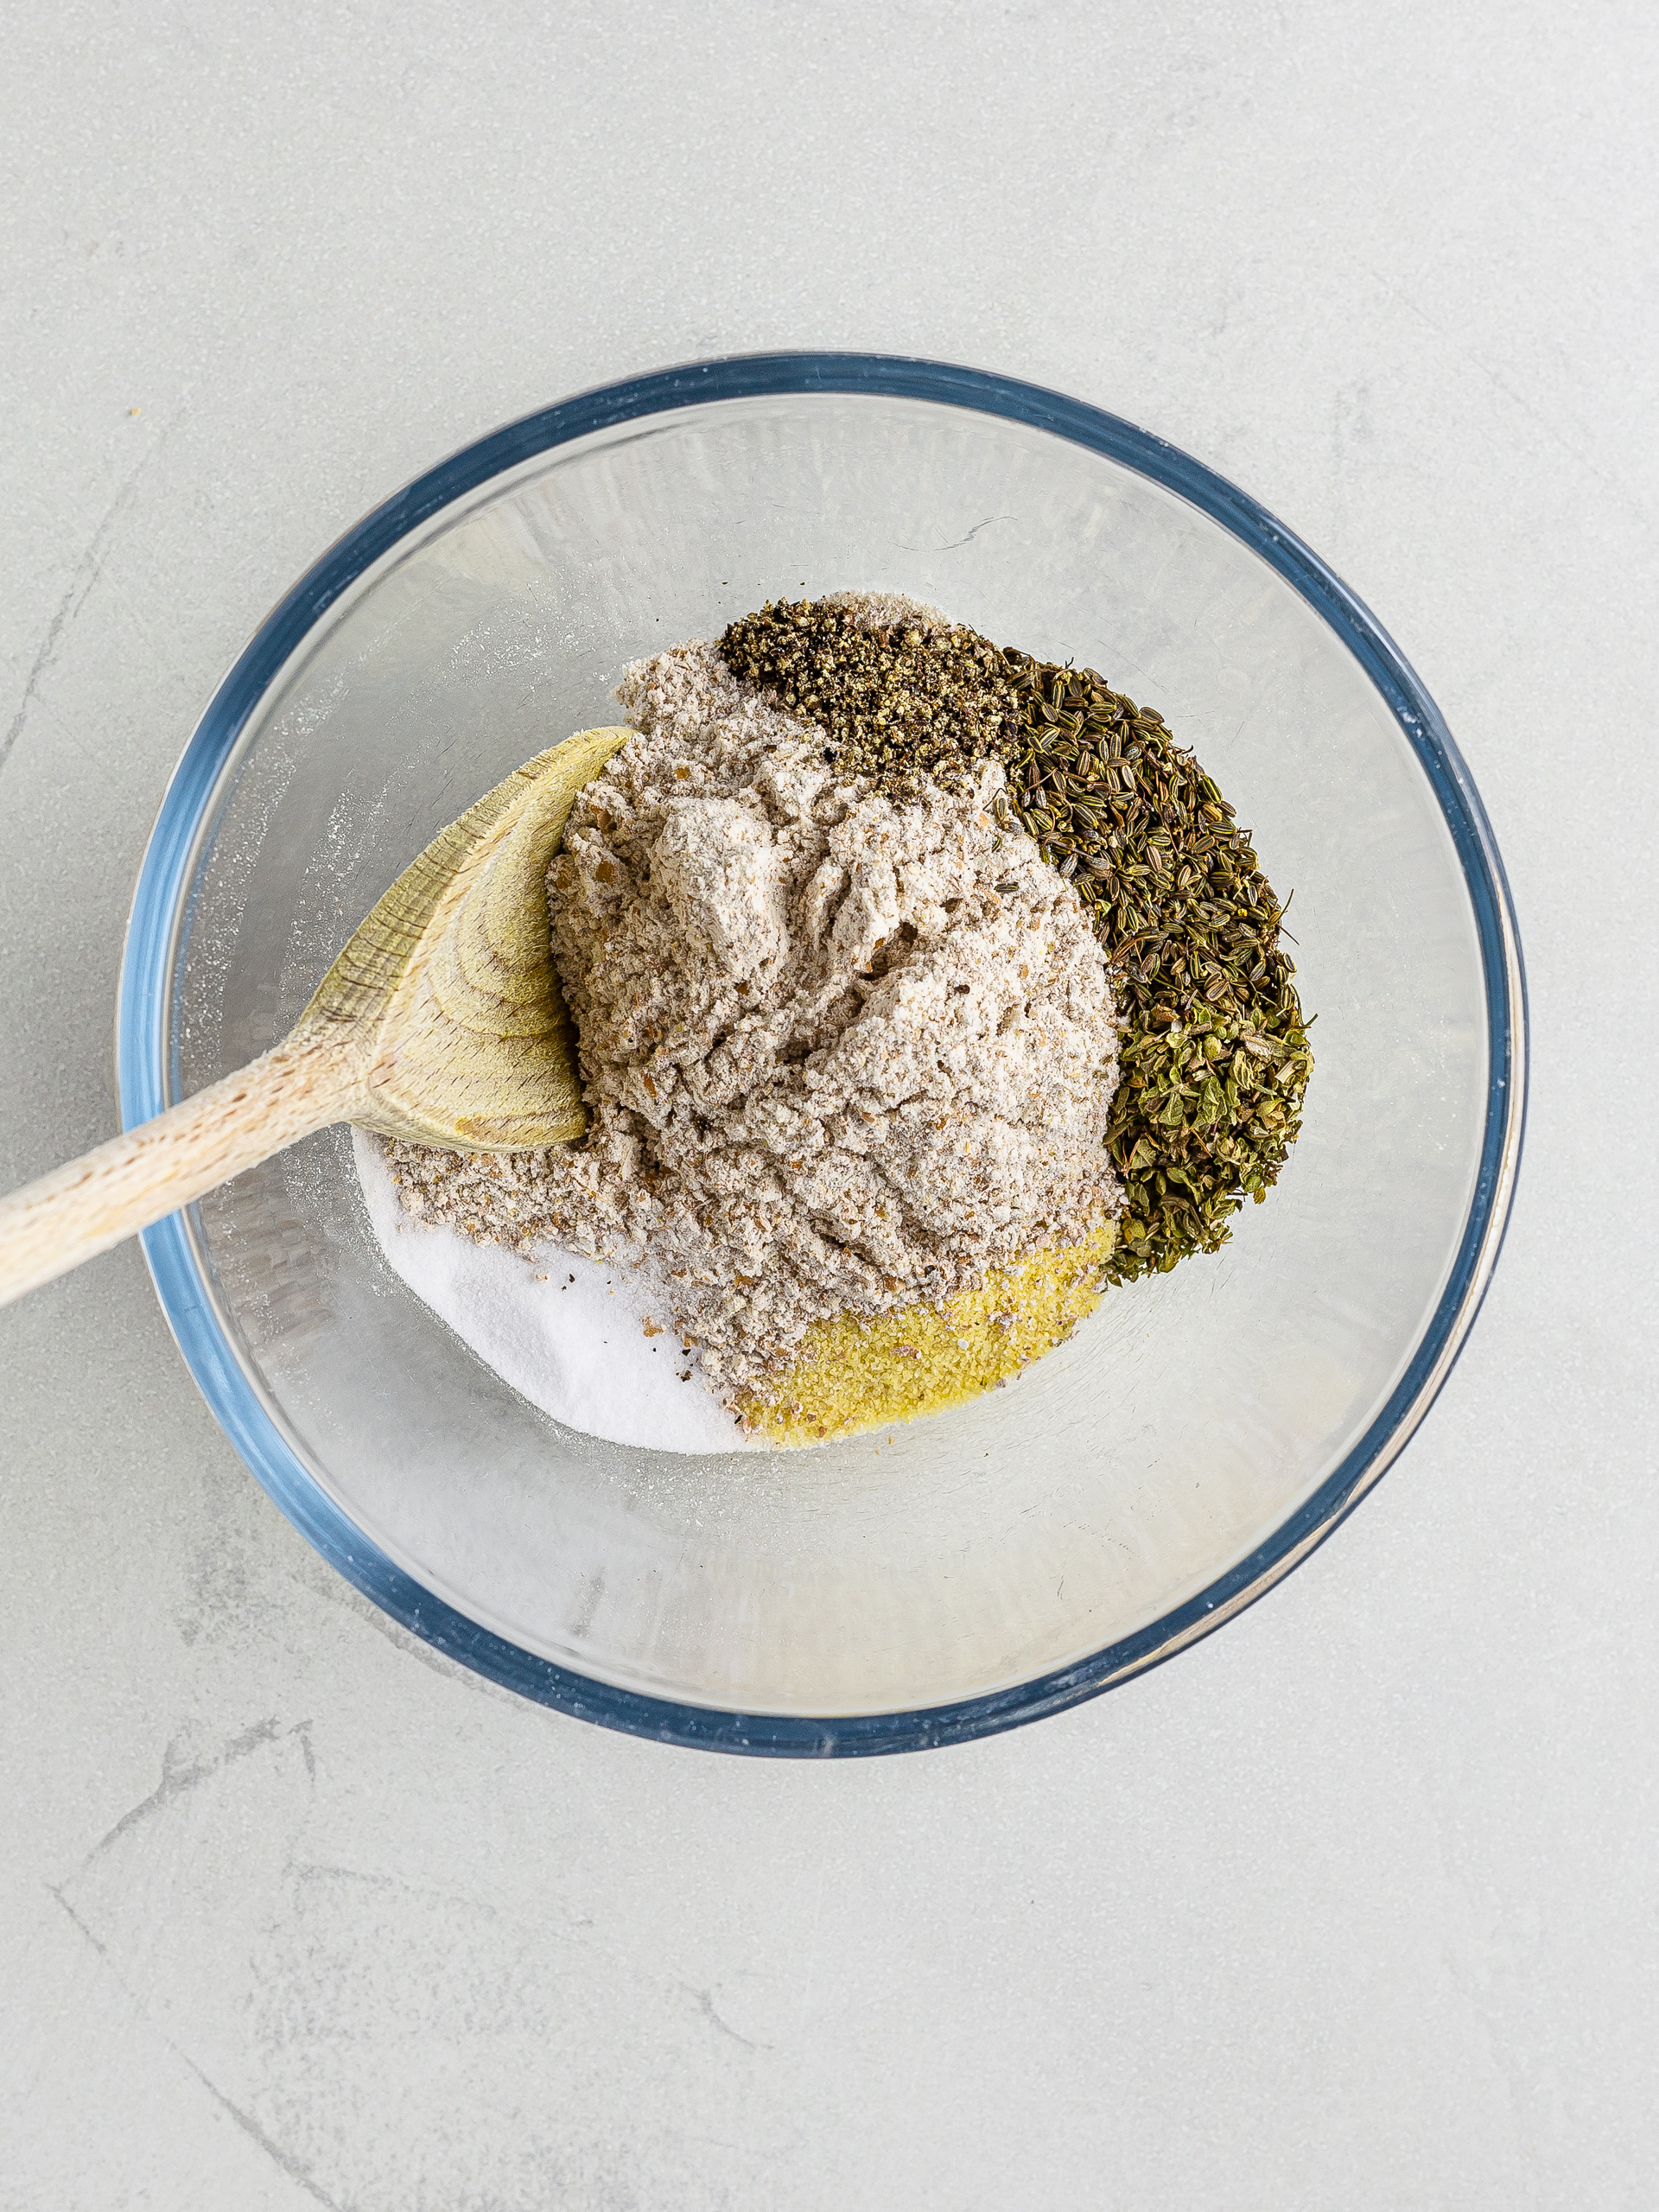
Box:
[0,727,629,1307]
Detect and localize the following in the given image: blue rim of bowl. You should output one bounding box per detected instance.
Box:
[119,352,1527,1756]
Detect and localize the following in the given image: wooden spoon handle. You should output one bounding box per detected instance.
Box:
[0,1027,362,1309]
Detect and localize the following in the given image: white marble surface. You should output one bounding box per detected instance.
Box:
[2,4,1655,2204]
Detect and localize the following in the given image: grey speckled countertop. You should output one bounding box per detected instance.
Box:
[3,6,1655,2207]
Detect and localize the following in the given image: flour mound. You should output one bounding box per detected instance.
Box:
[385,640,1123,1397]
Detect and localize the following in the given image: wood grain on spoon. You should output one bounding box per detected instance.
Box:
[0,726,629,1308]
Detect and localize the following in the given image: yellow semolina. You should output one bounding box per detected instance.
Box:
[737,1217,1115,1446]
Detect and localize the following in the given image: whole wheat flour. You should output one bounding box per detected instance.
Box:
[382,635,1123,1405]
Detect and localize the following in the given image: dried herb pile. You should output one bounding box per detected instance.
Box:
[995,654,1313,1281]
[717,599,1312,1282]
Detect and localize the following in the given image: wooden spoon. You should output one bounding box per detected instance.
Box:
[0,725,630,1309]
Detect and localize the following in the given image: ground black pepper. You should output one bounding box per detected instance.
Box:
[719,598,1023,798]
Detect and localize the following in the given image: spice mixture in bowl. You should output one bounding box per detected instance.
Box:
[122,358,1522,1751]
[368,592,1308,1451]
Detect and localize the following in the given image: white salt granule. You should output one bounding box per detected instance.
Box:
[354,1128,756,1453]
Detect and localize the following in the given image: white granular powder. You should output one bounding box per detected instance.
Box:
[354,1128,756,1452]
[383,635,1122,1402]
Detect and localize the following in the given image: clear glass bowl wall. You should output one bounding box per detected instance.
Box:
[156,387,1497,1725]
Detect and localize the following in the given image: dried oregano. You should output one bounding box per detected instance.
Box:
[995,654,1313,1281]
[717,602,1312,1281]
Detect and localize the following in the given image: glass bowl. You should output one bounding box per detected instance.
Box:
[119,355,1525,1754]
